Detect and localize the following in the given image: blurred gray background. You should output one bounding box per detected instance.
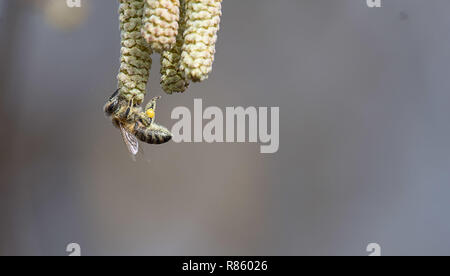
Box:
[0,0,449,256]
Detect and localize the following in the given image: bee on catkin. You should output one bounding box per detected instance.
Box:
[118,0,152,105]
[160,0,189,94]
[104,90,172,156]
[141,0,181,53]
[180,0,223,82]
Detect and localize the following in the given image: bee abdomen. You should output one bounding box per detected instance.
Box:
[134,124,172,144]
[147,129,172,144]
[145,127,172,144]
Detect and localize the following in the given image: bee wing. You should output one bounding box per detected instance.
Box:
[119,123,139,157]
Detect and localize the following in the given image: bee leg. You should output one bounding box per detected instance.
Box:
[145,96,161,112]
[124,97,135,121]
[145,96,161,123]
[137,117,149,127]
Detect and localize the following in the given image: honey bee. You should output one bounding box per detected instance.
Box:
[104,90,172,156]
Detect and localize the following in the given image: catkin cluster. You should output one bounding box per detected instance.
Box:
[160,0,189,93]
[118,0,152,104]
[142,0,180,53]
[116,0,223,100]
[180,0,223,82]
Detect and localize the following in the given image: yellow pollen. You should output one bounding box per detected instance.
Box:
[146,109,155,118]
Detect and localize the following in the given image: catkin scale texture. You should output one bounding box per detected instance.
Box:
[142,0,180,53]
[160,0,189,93]
[118,0,152,105]
[181,0,222,82]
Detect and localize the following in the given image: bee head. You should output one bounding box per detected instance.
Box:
[104,97,119,116]
[104,89,120,116]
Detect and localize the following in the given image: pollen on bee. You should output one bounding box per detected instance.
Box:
[146,109,155,118]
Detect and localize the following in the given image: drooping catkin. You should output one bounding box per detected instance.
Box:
[160,0,189,94]
[118,0,152,105]
[180,0,222,82]
[142,0,180,53]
